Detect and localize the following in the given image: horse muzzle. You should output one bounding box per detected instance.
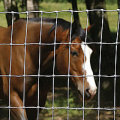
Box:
[84,88,97,100]
[78,87,97,101]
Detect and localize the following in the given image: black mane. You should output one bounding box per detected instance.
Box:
[28,17,71,33]
[23,17,86,41]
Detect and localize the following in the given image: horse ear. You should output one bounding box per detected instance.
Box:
[71,21,81,36]
[84,25,94,32]
[71,21,86,41]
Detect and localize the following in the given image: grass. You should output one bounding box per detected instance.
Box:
[0,2,7,27]
[0,1,118,32]
[39,81,96,120]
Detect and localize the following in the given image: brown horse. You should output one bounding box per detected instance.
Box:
[0,18,97,120]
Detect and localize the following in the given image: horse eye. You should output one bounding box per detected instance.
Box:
[71,51,78,56]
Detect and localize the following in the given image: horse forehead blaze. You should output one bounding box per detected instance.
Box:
[70,38,97,98]
[80,42,97,93]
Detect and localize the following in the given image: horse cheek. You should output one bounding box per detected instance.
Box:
[56,51,68,75]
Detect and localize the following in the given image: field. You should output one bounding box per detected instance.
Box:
[0,1,118,32]
[0,1,120,120]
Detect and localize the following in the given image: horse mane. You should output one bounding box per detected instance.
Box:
[26,18,70,34]
[28,18,70,29]
[18,18,86,42]
[43,18,86,41]
[42,18,86,41]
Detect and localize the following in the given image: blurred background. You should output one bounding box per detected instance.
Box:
[0,0,120,120]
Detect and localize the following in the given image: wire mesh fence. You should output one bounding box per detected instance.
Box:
[0,9,120,120]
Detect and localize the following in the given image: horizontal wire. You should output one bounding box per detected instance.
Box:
[0,9,120,14]
[0,42,119,46]
[0,74,120,78]
[0,106,120,111]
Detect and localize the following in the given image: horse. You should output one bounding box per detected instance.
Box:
[0,18,97,120]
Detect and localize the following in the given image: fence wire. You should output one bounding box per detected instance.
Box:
[0,9,120,120]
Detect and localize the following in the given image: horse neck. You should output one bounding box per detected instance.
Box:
[0,26,7,33]
[25,21,69,43]
[0,26,5,29]
[41,23,69,43]
[0,26,7,43]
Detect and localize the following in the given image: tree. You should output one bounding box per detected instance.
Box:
[118,0,120,41]
[71,0,81,26]
[20,0,26,11]
[27,0,39,18]
[118,0,120,9]
[3,0,19,26]
[85,0,113,79]
[3,0,40,26]
[85,0,111,43]
[117,0,120,106]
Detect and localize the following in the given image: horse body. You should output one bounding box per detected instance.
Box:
[0,20,54,119]
[0,19,97,120]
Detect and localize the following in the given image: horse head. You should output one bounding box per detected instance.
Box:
[42,19,97,100]
[56,22,97,100]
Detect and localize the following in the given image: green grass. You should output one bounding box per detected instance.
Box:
[39,84,95,120]
[0,2,7,27]
[0,1,118,31]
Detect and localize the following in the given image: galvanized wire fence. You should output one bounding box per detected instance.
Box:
[0,9,120,120]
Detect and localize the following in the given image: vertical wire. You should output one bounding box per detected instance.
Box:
[82,10,89,120]
[67,10,73,120]
[23,11,29,118]
[52,12,58,120]
[113,9,120,120]
[37,11,43,120]
[98,9,104,120]
[9,12,14,120]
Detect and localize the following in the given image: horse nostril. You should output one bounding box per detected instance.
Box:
[85,88,91,99]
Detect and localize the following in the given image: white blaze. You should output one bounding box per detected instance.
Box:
[81,42,97,94]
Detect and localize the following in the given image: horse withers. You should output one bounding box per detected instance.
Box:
[0,18,97,120]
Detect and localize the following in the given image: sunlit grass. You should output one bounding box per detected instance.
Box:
[0,2,7,27]
[0,1,118,32]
